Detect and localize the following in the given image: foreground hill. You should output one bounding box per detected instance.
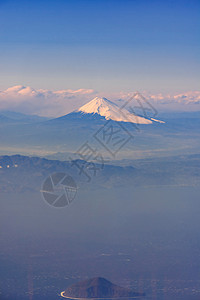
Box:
[61,277,145,298]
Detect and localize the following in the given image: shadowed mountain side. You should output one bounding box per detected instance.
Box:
[62,277,145,298]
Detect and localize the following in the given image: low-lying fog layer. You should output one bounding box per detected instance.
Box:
[1,184,200,299]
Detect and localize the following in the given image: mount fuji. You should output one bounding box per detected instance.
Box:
[50,97,164,124]
[0,96,168,158]
[51,96,164,124]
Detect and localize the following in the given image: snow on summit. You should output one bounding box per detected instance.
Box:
[78,97,158,124]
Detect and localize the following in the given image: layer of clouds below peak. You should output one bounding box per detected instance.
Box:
[0,85,96,117]
[0,85,200,117]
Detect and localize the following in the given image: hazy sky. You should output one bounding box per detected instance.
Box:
[0,0,199,93]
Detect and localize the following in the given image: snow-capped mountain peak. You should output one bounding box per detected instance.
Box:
[78,97,119,115]
[78,96,157,124]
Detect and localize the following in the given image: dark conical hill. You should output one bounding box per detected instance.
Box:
[61,277,145,298]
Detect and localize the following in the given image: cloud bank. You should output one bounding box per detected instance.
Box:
[0,85,96,117]
[112,91,200,113]
[0,85,200,117]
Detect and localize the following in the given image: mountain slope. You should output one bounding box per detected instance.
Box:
[0,110,49,123]
[0,114,17,124]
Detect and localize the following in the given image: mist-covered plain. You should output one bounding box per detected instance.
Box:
[0,151,200,299]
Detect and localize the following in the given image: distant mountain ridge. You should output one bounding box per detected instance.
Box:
[61,277,145,298]
[0,154,200,193]
[0,110,49,124]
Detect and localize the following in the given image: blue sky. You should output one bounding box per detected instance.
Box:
[0,0,199,93]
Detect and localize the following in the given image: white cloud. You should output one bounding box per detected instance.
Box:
[148,91,200,105]
[0,85,96,117]
[0,86,200,117]
[111,90,200,112]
